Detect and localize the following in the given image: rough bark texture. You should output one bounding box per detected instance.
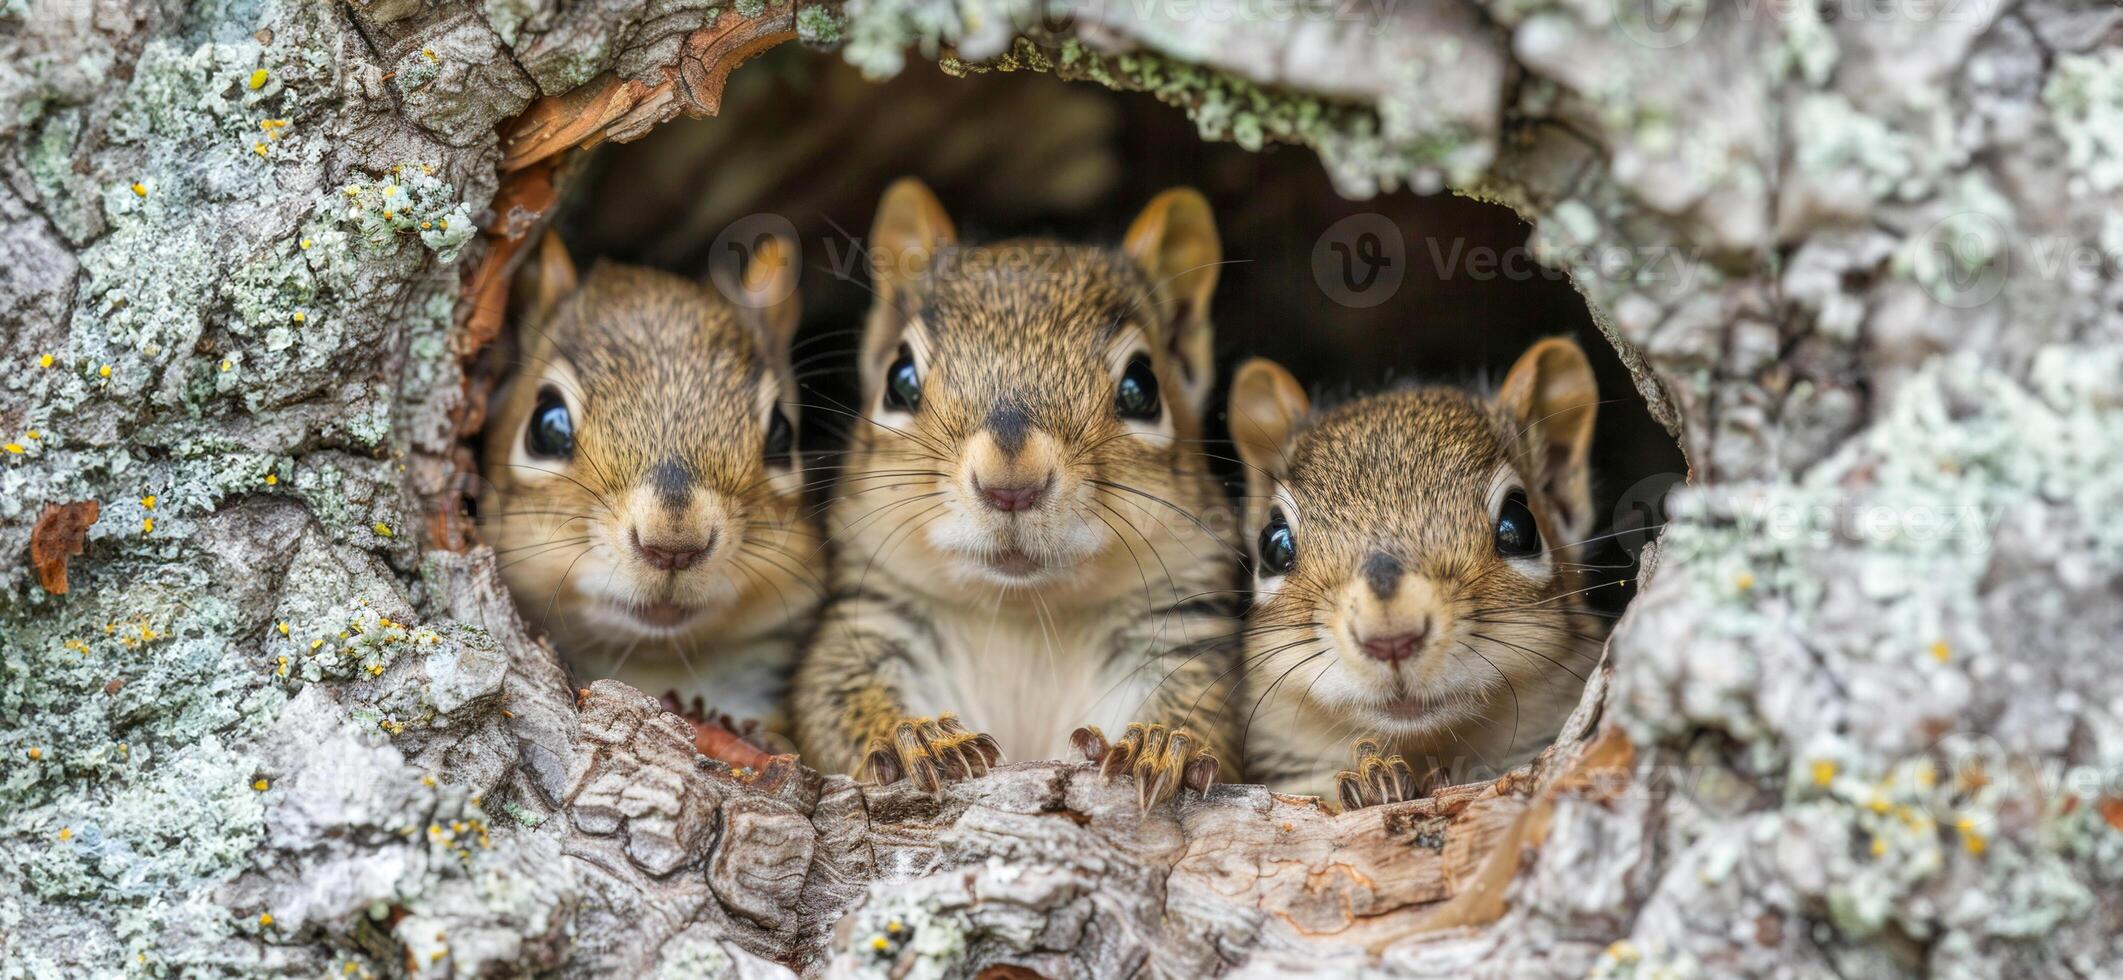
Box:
[3,0,2120,976]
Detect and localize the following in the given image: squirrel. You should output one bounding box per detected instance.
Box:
[478,232,821,733]
[1225,338,1610,809]
[790,179,1242,806]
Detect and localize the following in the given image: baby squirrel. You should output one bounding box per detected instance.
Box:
[791,179,1242,806]
[479,232,820,731]
[1228,338,1609,809]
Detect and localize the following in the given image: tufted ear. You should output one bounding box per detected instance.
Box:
[1124,188,1221,415]
[1497,337,1599,544]
[517,230,579,326]
[1229,358,1311,505]
[731,232,801,358]
[861,178,955,394]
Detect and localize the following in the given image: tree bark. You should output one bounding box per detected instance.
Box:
[2,0,2119,976]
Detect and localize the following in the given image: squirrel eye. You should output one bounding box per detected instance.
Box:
[1257,509,1296,577]
[1495,490,1541,558]
[883,344,922,413]
[764,407,794,466]
[526,388,574,459]
[1114,353,1161,421]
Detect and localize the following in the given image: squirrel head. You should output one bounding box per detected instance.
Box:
[478,232,815,647]
[1230,339,1604,739]
[834,178,1227,600]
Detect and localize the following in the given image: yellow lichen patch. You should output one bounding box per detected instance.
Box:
[253,142,269,157]
[253,778,270,792]
[291,310,306,323]
[1956,818,1988,856]
[372,522,394,537]
[247,69,269,90]
[421,48,437,61]
[265,473,279,485]
[1870,836,1887,858]
[258,912,274,927]
[869,935,890,952]
[57,827,72,842]
[276,621,290,636]
[1734,571,1756,592]
[220,359,233,372]
[141,495,156,510]
[299,237,313,250]
[38,353,54,368]
[3,443,23,455]
[1929,641,1951,663]
[309,638,323,650]
[141,518,155,535]
[1810,759,1837,787]
[130,182,148,198]
[98,363,111,378]
[25,430,39,440]
[26,747,41,760]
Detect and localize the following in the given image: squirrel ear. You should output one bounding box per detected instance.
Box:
[732,233,801,355]
[517,230,579,325]
[1229,358,1310,503]
[1124,188,1221,414]
[863,178,955,389]
[1498,337,1599,541]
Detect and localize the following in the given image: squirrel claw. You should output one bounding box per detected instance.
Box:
[1074,722,1218,809]
[862,713,1003,791]
[1333,738,1422,811]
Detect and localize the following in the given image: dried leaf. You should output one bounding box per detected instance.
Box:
[30,500,100,595]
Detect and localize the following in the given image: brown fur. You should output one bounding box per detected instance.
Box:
[1230,340,1608,806]
[792,180,1242,802]
[478,236,819,731]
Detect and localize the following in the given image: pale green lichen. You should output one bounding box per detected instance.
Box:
[843,898,973,980]
[796,4,844,46]
[1621,345,2123,961]
[2043,49,2123,196]
[0,577,285,975]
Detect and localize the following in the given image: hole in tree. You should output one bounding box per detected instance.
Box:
[473,46,1687,794]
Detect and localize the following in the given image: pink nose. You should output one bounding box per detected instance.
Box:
[632,529,712,571]
[1360,628,1427,664]
[977,479,1047,513]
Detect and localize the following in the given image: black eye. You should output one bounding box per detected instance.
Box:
[1257,509,1296,577]
[764,407,794,466]
[1495,490,1541,558]
[1114,354,1161,421]
[883,344,922,413]
[526,388,574,459]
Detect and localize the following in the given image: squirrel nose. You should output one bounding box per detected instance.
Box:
[1359,623,1429,664]
[976,476,1049,513]
[631,528,714,571]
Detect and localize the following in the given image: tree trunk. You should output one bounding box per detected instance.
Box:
[3,0,2119,976]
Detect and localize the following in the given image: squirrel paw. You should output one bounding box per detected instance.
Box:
[861,713,1003,792]
[1333,738,1422,811]
[1072,722,1218,809]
